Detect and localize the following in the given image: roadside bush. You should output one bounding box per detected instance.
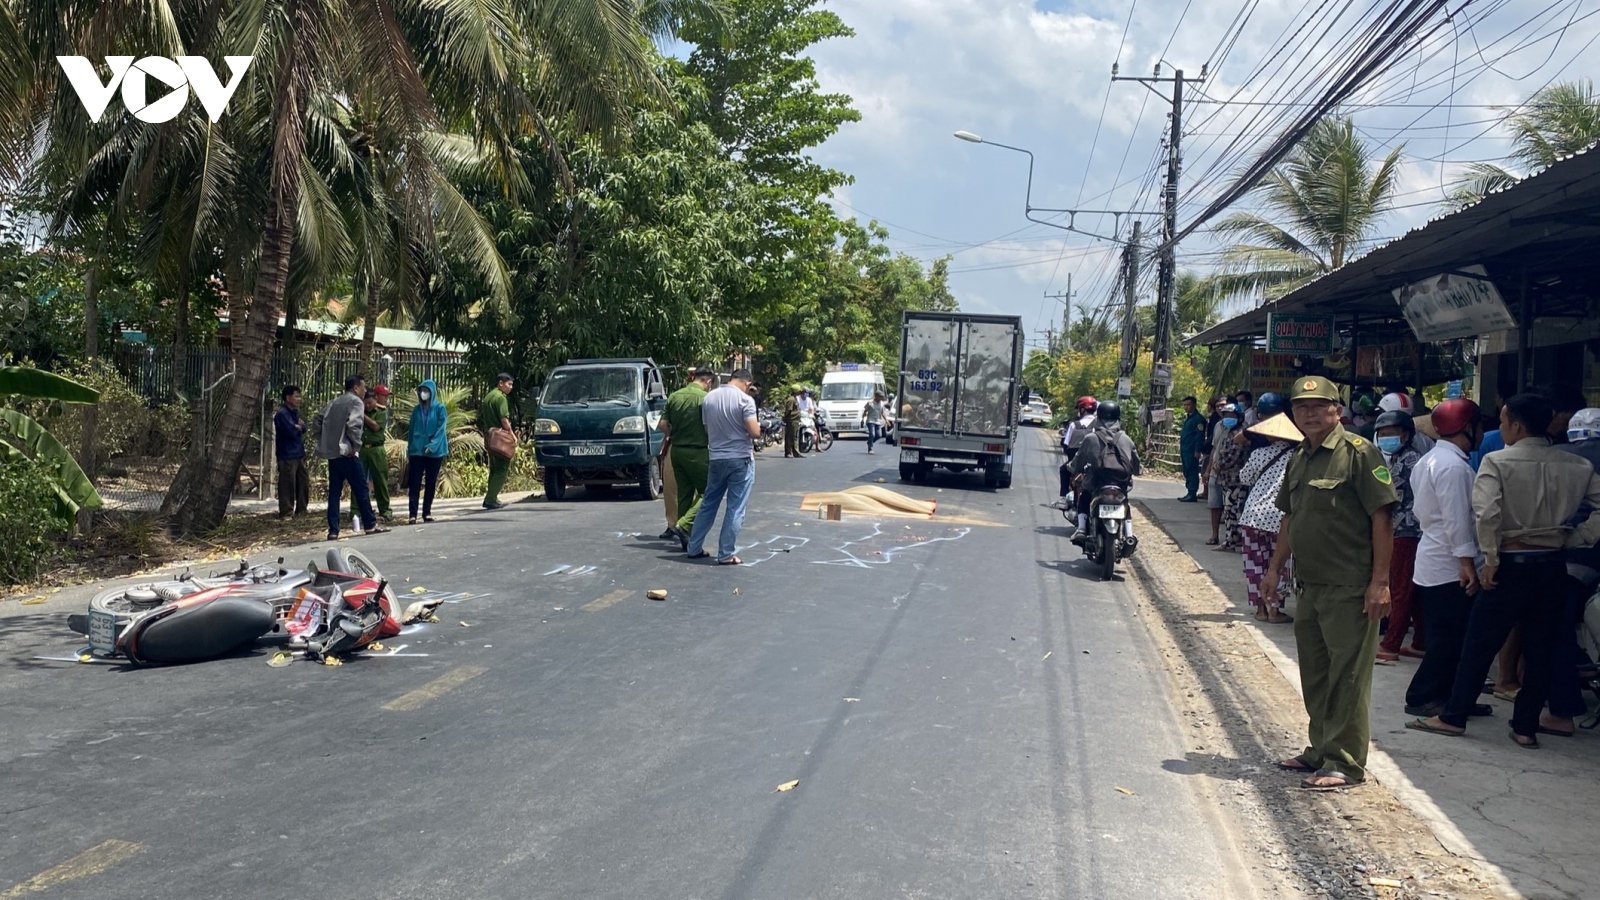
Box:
[0,454,63,583]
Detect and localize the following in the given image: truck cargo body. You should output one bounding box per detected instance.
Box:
[894,311,1023,489]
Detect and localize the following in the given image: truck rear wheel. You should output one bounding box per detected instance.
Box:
[998,468,1013,489]
[899,462,914,483]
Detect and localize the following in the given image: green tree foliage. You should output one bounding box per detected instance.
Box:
[1447,79,1600,209]
[1208,118,1403,303]
[760,220,955,387]
[420,86,762,387]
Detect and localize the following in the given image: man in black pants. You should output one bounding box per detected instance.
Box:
[1409,393,1600,746]
[1402,399,1492,717]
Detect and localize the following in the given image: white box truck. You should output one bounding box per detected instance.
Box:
[819,362,887,435]
[894,311,1023,488]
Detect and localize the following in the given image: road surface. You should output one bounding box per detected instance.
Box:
[2,428,1256,899]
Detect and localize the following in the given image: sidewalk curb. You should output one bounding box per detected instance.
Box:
[1130,498,1524,899]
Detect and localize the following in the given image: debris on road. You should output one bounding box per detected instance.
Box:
[1115,787,1135,796]
[647,589,668,601]
[1042,651,1052,661]
[774,780,799,793]
[843,697,860,702]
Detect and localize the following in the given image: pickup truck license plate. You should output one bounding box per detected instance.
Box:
[900,449,919,464]
[88,609,117,654]
[570,444,605,456]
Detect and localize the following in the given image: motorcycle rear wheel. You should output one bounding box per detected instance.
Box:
[1098,532,1117,581]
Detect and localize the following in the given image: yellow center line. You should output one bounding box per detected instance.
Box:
[382,665,488,711]
[580,589,633,612]
[2,839,144,899]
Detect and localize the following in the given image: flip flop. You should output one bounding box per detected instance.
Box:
[1404,718,1464,737]
[1277,757,1317,772]
[686,551,710,560]
[1509,731,1540,750]
[1204,538,1220,545]
[1494,689,1521,702]
[1266,613,1294,624]
[1300,770,1364,792]
[1536,725,1574,738]
[717,556,743,566]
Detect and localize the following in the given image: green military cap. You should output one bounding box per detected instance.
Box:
[1289,374,1341,402]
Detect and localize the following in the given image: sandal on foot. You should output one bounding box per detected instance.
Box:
[1509,731,1540,749]
[1493,689,1521,702]
[717,556,743,566]
[1405,718,1464,737]
[1300,770,1363,792]
[1277,757,1317,772]
[686,551,710,560]
[1204,538,1220,545]
[1266,612,1294,624]
[1537,725,1574,738]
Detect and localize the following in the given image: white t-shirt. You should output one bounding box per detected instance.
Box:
[1411,440,1482,587]
[703,385,759,461]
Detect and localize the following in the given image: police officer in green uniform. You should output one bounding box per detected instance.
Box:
[349,385,393,522]
[659,366,716,549]
[1263,375,1398,790]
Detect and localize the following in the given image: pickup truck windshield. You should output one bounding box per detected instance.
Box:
[822,382,876,401]
[542,367,639,406]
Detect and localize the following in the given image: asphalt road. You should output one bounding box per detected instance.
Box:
[2,428,1252,899]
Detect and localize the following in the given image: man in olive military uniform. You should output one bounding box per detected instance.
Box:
[481,372,514,509]
[350,385,393,522]
[658,367,716,549]
[1263,375,1398,790]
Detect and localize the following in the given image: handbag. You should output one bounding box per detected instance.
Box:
[487,426,519,461]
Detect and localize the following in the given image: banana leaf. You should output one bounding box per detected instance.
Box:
[0,408,104,519]
[0,367,100,404]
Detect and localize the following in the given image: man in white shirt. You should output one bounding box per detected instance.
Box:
[1402,399,1490,717]
[685,369,762,565]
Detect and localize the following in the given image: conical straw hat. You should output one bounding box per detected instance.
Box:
[1247,412,1304,442]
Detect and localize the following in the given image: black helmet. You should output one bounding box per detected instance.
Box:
[1096,400,1122,423]
[1256,392,1287,419]
[1373,409,1415,434]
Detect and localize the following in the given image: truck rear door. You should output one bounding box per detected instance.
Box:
[953,319,1019,438]
[899,316,959,435]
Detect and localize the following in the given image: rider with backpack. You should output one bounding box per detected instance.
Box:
[1067,400,1142,543]
[1054,396,1100,508]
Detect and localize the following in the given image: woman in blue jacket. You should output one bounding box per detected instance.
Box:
[407,379,450,523]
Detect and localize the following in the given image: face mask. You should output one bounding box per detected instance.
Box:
[419,389,431,403]
[1376,435,1404,454]
[1221,417,1238,429]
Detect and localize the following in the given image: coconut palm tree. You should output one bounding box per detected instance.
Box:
[1446,79,1600,209]
[1207,117,1403,304]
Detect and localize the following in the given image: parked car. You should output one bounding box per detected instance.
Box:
[1019,399,1053,427]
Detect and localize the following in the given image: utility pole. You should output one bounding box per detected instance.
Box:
[1044,273,1073,354]
[1118,220,1142,395]
[1114,61,1204,446]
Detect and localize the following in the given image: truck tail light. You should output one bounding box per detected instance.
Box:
[900,437,919,446]
[984,443,1004,453]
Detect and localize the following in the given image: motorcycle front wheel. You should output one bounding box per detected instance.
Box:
[799,431,814,453]
[327,548,402,622]
[816,429,834,452]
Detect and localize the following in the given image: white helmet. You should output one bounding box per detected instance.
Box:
[1378,392,1413,414]
[1568,408,1600,443]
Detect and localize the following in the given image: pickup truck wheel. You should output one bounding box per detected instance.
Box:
[544,468,568,501]
[899,463,914,482]
[998,472,1013,489]
[639,456,663,501]
[983,468,999,488]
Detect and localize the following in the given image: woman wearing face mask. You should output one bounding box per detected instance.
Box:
[1207,403,1249,550]
[1374,409,1427,661]
[406,379,451,524]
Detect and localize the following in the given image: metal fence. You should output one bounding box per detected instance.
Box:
[111,344,473,404]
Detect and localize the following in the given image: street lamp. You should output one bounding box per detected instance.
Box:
[952,131,1152,242]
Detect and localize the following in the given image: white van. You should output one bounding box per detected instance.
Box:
[819,362,887,435]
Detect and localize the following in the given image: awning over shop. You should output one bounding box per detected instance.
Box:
[1188,144,1600,346]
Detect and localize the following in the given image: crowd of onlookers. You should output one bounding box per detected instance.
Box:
[1168,380,1600,789]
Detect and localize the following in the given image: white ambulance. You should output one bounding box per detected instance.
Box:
[819,362,887,436]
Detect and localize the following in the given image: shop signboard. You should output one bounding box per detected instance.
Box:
[1392,264,1516,342]
[1248,352,1300,395]
[1266,313,1335,355]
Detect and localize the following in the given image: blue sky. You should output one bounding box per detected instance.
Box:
[801,0,1600,349]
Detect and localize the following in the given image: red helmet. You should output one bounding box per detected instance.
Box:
[1076,396,1097,413]
[1430,398,1479,437]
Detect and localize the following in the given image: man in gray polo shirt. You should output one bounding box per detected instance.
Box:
[686,368,761,565]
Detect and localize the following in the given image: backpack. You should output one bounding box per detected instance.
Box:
[1065,414,1095,450]
[1092,426,1134,485]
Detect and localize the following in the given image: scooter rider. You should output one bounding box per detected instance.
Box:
[1068,400,1142,543]
[1054,396,1099,508]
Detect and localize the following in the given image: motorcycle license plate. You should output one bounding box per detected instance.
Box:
[900,449,919,464]
[1097,505,1126,518]
[570,444,605,456]
[88,609,118,654]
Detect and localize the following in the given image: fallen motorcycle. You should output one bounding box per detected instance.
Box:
[70,549,406,666]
